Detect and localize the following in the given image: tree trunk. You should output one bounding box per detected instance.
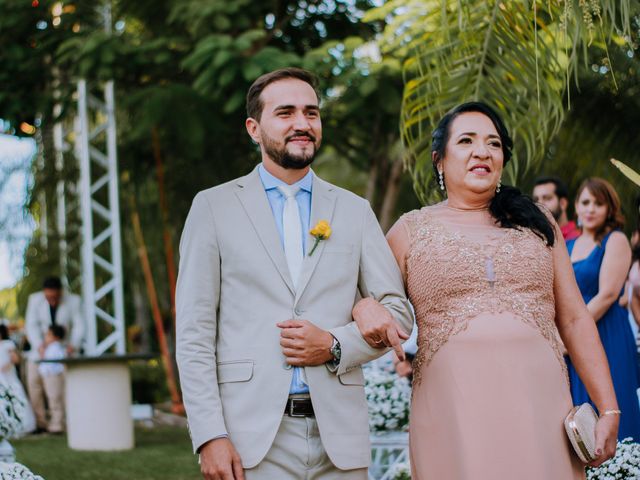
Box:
[365,159,378,205]
[151,127,177,320]
[379,156,404,232]
[129,193,184,414]
[132,281,151,352]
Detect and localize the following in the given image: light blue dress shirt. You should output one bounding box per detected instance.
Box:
[258,164,312,394]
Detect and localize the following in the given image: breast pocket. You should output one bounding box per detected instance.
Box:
[323,244,354,255]
[217,360,254,384]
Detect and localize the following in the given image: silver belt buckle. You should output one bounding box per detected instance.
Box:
[289,399,306,417]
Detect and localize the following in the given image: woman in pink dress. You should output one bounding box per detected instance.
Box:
[352,102,619,479]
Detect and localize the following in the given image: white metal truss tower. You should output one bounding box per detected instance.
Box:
[75,79,125,355]
[51,3,125,355]
[53,102,83,294]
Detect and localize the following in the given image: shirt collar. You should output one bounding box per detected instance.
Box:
[258,163,313,194]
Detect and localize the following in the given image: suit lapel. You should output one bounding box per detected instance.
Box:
[294,176,337,304]
[235,168,295,295]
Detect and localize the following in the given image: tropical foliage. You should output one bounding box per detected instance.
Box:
[368,0,633,202]
[1,0,639,375]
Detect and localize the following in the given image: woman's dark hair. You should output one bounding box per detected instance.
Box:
[0,324,9,340]
[431,101,555,246]
[574,177,624,243]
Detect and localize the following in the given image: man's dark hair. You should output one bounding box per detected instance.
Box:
[533,176,569,201]
[49,324,66,340]
[42,276,62,290]
[246,67,320,121]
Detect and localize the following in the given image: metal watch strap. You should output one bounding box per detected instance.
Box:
[330,336,341,362]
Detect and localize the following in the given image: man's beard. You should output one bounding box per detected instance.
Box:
[551,205,562,221]
[262,131,319,170]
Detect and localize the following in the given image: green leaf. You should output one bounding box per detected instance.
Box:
[368,0,632,204]
[358,76,378,97]
[241,62,263,82]
[223,90,245,114]
[213,15,231,31]
[610,159,640,187]
[218,67,237,88]
[235,29,266,51]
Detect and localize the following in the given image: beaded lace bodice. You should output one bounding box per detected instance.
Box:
[403,205,566,387]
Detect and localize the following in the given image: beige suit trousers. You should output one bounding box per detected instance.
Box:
[245,414,368,480]
[27,360,47,429]
[42,372,65,432]
[27,360,65,432]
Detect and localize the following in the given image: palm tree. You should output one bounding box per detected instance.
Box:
[368,0,633,203]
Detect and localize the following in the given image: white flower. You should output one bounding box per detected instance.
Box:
[586,439,640,480]
[387,461,411,480]
[0,383,25,439]
[0,462,45,480]
[364,364,411,432]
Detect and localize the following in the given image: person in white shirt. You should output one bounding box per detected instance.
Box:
[0,324,36,435]
[37,325,67,433]
[25,276,84,433]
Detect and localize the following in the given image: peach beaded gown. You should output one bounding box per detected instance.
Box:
[403,205,584,480]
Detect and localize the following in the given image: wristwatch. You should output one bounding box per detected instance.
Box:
[330,336,341,362]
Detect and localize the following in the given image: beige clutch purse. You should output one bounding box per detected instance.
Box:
[564,403,598,463]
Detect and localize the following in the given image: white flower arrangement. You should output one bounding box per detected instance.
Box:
[0,383,24,440]
[586,438,640,480]
[0,462,44,480]
[387,461,411,480]
[364,364,411,432]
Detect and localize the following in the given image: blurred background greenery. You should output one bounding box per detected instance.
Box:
[0,0,639,398]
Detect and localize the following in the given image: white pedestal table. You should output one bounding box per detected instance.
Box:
[39,353,151,451]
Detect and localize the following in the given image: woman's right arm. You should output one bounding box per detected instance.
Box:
[385,219,410,286]
[552,225,619,466]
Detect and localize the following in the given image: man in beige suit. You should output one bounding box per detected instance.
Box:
[176,68,413,479]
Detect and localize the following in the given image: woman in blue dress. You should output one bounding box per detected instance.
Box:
[566,177,640,441]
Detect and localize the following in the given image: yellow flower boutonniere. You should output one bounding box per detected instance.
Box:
[309,220,332,256]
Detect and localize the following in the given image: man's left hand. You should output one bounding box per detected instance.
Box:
[277,320,334,366]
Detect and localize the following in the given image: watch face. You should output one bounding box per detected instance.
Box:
[331,341,341,361]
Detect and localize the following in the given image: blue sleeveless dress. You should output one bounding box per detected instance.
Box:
[566,232,640,441]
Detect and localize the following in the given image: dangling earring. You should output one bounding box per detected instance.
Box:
[496,178,501,193]
[438,171,445,191]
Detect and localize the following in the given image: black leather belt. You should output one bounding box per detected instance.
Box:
[284,397,314,417]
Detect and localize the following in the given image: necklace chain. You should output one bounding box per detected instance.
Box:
[445,204,489,212]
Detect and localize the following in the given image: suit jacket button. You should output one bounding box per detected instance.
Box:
[294,307,303,316]
[283,362,292,370]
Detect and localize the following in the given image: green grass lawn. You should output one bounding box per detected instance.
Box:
[12,426,201,480]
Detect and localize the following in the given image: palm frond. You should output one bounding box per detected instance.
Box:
[369,0,632,204]
[611,159,640,188]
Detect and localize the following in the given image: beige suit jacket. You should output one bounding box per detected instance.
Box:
[176,166,412,470]
[25,291,84,362]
